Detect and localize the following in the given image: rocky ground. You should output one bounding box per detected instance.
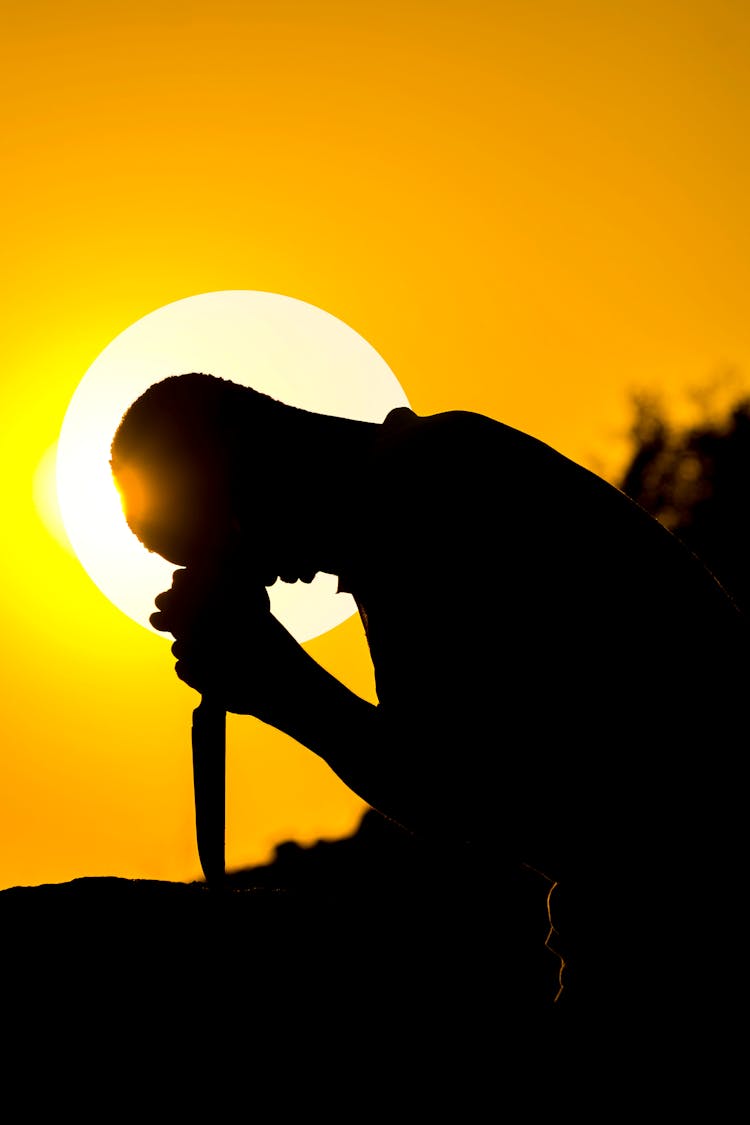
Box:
[4,810,734,1112]
[1,812,569,1107]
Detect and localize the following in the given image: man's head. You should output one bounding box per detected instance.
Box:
[111,373,286,568]
[112,371,376,582]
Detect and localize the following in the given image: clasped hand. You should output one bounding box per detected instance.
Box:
[150,565,301,721]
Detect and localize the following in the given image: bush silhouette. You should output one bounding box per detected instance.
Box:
[618,384,750,614]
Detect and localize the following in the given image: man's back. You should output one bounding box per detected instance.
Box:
[343,407,746,1025]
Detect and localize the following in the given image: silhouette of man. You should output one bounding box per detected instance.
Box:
[111,372,746,1039]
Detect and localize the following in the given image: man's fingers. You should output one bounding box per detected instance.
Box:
[153,590,171,612]
[151,568,207,634]
[150,609,169,632]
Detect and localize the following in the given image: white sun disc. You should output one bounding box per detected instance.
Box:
[56,290,410,642]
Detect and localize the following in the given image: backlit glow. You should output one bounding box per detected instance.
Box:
[56,291,409,642]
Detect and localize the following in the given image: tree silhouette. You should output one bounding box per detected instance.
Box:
[618,383,750,615]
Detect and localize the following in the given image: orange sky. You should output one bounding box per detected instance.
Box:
[1,0,749,890]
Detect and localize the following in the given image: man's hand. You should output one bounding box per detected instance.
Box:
[150,564,303,722]
[151,562,382,812]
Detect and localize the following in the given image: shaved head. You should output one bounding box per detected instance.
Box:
[110,373,278,564]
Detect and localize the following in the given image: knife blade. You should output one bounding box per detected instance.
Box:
[191,696,226,887]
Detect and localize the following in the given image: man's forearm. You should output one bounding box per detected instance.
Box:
[261,643,384,794]
[255,643,420,828]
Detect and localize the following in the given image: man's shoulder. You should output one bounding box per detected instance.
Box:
[383,406,505,433]
[377,408,567,481]
[380,406,519,452]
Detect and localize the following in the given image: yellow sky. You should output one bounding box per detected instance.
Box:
[1,0,749,890]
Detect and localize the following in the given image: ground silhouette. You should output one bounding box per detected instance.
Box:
[2,810,571,1109]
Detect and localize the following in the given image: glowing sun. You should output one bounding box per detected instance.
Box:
[56,291,410,642]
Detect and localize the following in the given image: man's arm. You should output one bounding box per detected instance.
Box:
[151,566,403,824]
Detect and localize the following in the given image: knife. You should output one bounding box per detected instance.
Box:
[191,695,226,887]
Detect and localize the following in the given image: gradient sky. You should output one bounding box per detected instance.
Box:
[1,0,748,890]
